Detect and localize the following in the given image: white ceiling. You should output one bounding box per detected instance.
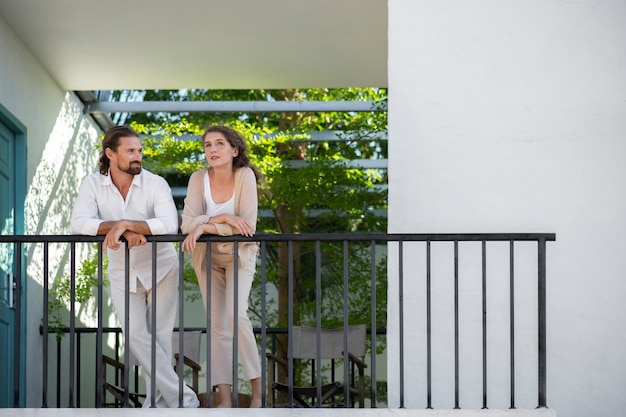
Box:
[0,0,388,90]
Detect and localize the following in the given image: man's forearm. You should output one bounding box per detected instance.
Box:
[97,220,152,236]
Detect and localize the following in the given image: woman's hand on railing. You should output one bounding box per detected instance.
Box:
[181,225,207,253]
[209,214,254,237]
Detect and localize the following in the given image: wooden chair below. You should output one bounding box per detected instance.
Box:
[101,353,144,408]
[266,325,368,408]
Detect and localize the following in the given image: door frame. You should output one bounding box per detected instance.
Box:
[0,102,26,407]
[0,103,26,234]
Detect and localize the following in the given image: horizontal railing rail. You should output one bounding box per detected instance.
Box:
[0,232,555,409]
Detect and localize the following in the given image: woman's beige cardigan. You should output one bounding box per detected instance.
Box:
[180,167,259,280]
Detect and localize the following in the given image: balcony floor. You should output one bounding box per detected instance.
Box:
[0,408,556,417]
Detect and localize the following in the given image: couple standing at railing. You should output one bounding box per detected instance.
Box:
[70,125,262,408]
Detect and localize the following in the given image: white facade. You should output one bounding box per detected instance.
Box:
[388,1,626,416]
[1,1,625,416]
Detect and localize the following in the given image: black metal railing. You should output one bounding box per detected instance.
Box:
[0,232,555,409]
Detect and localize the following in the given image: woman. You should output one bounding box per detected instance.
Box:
[181,126,262,408]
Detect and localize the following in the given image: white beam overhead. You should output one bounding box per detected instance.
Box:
[87,100,388,115]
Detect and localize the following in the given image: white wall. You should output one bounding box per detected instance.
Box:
[388,1,626,416]
[0,15,101,407]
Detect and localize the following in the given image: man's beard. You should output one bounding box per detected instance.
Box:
[120,162,142,175]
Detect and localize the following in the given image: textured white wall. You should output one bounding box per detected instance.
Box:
[0,15,101,407]
[388,0,626,416]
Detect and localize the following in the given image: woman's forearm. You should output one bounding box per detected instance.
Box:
[207,214,230,224]
[201,222,219,235]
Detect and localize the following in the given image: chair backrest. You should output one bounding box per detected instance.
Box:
[291,325,366,360]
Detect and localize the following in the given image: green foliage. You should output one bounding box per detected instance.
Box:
[133,121,205,175]
[121,87,389,310]
[181,248,202,303]
[47,246,108,341]
[248,129,387,233]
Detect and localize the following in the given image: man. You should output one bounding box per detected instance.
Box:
[71,125,199,408]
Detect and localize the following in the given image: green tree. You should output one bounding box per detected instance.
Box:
[119,88,388,395]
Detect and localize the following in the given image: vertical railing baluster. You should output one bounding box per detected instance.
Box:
[509,240,516,409]
[454,240,459,409]
[178,242,186,408]
[95,242,104,407]
[538,238,547,408]
[260,241,268,408]
[13,241,22,408]
[42,242,49,407]
[399,240,405,409]
[482,241,488,409]
[123,245,130,407]
[233,241,239,407]
[342,240,349,407]
[315,241,322,407]
[69,241,76,407]
[205,241,212,407]
[287,240,294,408]
[426,240,432,409]
[151,242,158,407]
[370,240,377,408]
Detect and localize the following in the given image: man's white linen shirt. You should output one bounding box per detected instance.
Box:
[71,169,179,292]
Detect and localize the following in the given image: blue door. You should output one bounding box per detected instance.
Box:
[0,118,19,407]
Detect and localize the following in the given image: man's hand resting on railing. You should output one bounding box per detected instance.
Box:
[120,230,147,249]
[99,220,150,250]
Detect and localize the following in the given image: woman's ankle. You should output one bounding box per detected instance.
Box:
[250,377,263,408]
[216,384,232,408]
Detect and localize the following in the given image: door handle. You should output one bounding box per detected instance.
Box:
[8,273,15,309]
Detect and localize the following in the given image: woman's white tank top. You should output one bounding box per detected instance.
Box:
[204,171,235,216]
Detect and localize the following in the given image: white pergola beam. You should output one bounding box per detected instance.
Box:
[86,101,387,114]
